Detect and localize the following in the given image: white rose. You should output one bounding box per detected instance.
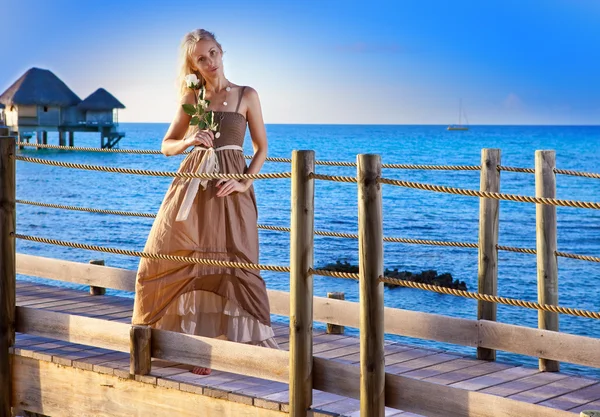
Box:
[185,74,200,89]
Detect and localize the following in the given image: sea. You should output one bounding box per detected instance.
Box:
[14,123,600,377]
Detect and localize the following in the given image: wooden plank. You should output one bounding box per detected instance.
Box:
[12,355,287,417]
[289,149,315,416]
[422,361,512,385]
[151,327,289,383]
[385,372,576,417]
[480,372,570,397]
[16,253,136,291]
[386,353,464,375]
[311,357,574,417]
[538,383,600,411]
[15,306,130,352]
[570,400,600,415]
[449,366,540,391]
[402,358,487,381]
[508,376,598,404]
[535,150,559,372]
[479,320,600,369]
[477,148,500,361]
[268,290,479,347]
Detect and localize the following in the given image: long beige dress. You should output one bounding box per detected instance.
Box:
[132,88,277,348]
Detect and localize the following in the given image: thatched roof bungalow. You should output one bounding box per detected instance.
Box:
[78,88,125,124]
[0,67,125,131]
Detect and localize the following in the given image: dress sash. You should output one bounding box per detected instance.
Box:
[175,145,244,222]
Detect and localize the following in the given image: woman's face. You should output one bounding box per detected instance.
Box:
[191,39,223,79]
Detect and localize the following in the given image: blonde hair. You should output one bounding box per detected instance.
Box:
[178,29,223,100]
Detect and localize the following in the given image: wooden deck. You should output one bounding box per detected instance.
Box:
[11,280,600,416]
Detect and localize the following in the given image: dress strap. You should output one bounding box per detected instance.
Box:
[235,86,247,113]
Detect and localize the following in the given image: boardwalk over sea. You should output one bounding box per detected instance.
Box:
[11,280,600,416]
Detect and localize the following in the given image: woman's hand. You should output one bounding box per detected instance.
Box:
[215,179,249,197]
[184,129,214,148]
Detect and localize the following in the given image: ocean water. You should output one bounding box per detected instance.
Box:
[14,123,600,376]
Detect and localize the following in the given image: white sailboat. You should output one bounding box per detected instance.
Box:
[447,99,469,131]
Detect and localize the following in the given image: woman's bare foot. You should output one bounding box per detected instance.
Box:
[191,367,211,375]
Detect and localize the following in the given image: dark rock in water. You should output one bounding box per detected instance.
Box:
[320,261,468,291]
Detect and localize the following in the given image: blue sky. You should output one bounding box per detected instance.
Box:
[3,0,599,125]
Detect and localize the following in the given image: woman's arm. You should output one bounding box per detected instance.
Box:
[216,87,268,197]
[161,91,214,156]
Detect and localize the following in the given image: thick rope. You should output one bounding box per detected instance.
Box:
[17,143,600,178]
[15,155,291,180]
[379,177,600,210]
[497,245,536,255]
[16,199,155,218]
[310,268,361,280]
[498,166,535,174]
[309,173,358,183]
[13,233,290,273]
[379,276,600,320]
[554,168,600,179]
[15,200,599,263]
[17,142,166,154]
[499,165,600,179]
[556,251,600,263]
[11,233,599,317]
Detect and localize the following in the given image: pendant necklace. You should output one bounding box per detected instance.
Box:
[214,82,231,139]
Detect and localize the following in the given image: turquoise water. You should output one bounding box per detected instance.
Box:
[14,123,600,376]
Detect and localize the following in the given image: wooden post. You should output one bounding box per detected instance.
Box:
[0,130,16,417]
[326,292,345,334]
[289,150,315,417]
[41,131,47,145]
[89,260,106,295]
[36,130,42,146]
[477,148,500,361]
[58,131,66,147]
[68,131,74,147]
[535,150,559,372]
[130,325,151,376]
[357,154,384,417]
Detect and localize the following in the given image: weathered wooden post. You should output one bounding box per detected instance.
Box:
[68,131,74,147]
[89,260,107,295]
[477,148,500,361]
[130,325,152,377]
[0,129,16,417]
[357,154,384,416]
[41,131,47,145]
[326,292,345,335]
[289,150,315,417]
[535,150,559,372]
[58,131,66,147]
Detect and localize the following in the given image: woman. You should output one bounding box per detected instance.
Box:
[132,29,277,375]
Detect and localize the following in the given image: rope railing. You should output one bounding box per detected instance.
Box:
[378,276,600,320]
[13,233,290,273]
[15,199,600,263]
[13,230,600,319]
[308,267,600,320]
[378,177,600,210]
[14,155,291,180]
[17,142,600,179]
[16,142,600,178]
[499,165,600,179]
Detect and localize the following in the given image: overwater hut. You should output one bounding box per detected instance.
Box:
[0,67,126,148]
